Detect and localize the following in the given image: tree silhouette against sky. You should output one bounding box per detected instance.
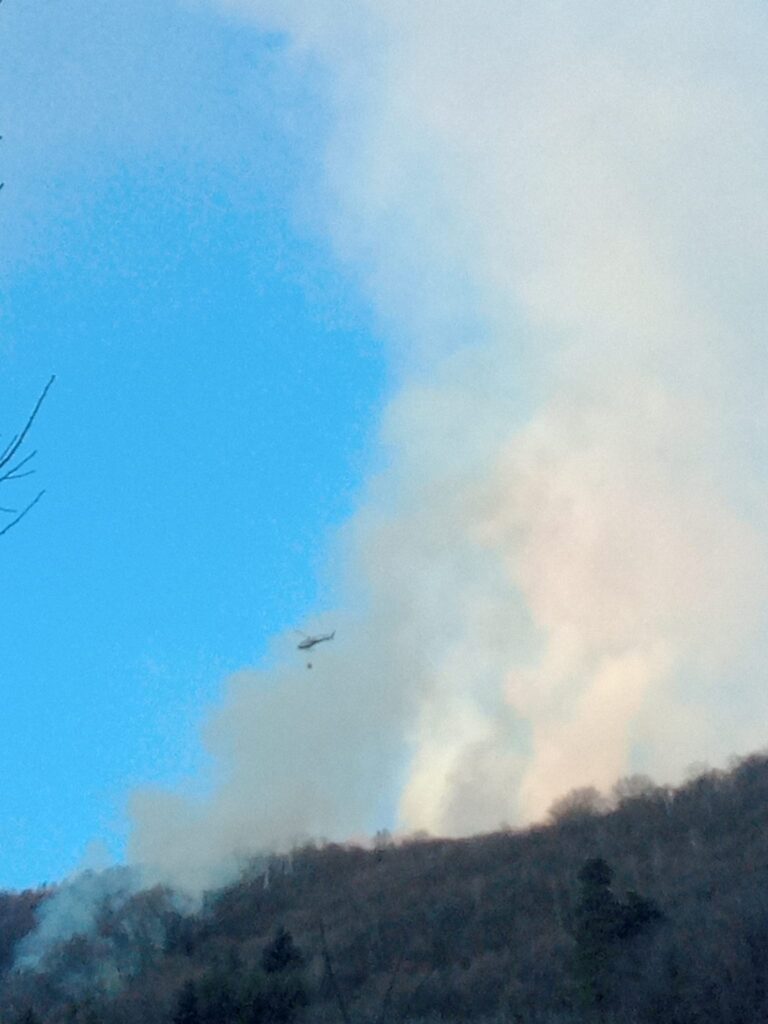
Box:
[0,376,55,537]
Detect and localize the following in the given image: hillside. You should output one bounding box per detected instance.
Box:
[3,753,768,1023]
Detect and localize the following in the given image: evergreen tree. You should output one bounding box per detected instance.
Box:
[574,858,623,1013]
[261,928,303,975]
[173,979,200,1024]
[14,1010,42,1024]
[573,858,663,1018]
[237,929,308,1024]
[199,969,239,1024]
[619,890,663,939]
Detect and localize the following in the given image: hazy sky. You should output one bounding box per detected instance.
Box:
[5,1,768,896]
[1,1,385,889]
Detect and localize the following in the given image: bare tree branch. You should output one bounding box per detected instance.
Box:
[0,449,37,482]
[0,375,55,472]
[317,917,353,1024]
[374,948,405,1024]
[0,376,55,536]
[315,915,416,1024]
[0,488,45,537]
[395,965,439,1024]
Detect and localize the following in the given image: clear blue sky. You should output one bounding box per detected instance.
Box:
[0,1,386,889]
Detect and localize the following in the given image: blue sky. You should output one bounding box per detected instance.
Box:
[0,1,386,889]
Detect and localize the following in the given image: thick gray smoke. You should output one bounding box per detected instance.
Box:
[130,0,768,892]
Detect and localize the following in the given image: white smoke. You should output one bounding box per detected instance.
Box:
[15,867,137,972]
[130,0,768,891]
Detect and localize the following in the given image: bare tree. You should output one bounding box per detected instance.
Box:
[0,375,55,536]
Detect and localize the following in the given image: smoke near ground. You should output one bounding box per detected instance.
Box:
[130,1,768,892]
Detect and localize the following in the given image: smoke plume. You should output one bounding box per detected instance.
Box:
[130,0,768,892]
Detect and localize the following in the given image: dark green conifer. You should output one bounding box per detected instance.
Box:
[261,927,303,974]
[619,890,663,939]
[573,858,664,1017]
[14,1010,42,1024]
[574,857,623,1013]
[173,979,200,1024]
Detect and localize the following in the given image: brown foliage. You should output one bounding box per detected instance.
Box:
[5,752,768,1021]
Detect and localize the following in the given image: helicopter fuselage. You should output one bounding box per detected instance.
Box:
[297,631,335,650]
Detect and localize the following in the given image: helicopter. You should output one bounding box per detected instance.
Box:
[296,630,335,651]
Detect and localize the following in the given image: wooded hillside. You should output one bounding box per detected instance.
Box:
[3,752,768,1023]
